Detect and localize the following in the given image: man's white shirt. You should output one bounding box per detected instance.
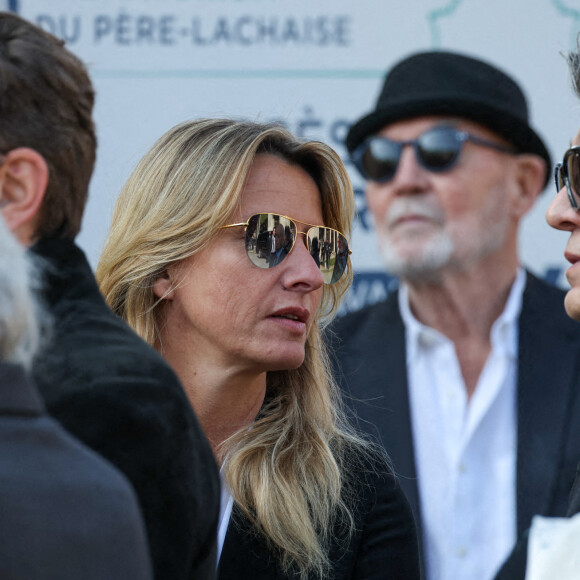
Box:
[400,268,525,580]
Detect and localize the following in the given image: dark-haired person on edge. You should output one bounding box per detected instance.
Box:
[329,50,580,580]
[0,12,219,580]
[495,42,580,580]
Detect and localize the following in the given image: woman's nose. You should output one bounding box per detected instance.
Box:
[280,233,324,291]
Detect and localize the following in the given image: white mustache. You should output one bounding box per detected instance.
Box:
[385,198,445,228]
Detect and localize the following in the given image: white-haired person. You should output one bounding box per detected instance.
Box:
[96,118,421,580]
[0,215,153,579]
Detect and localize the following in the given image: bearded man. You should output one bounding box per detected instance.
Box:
[330,50,580,580]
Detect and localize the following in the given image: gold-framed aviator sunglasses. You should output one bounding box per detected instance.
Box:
[221,212,351,285]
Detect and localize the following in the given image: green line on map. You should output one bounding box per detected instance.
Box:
[551,0,580,50]
[426,0,464,48]
[92,68,385,80]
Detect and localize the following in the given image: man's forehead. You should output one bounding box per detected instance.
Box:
[374,116,506,142]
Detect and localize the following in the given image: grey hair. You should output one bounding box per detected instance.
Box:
[0,217,43,368]
[568,40,580,99]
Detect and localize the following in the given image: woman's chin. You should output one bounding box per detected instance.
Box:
[263,350,306,372]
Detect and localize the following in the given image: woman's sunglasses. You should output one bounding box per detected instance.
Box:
[555,146,580,210]
[351,126,516,183]
[221,213,350,285]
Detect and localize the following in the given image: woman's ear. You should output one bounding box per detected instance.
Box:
[152,269,174,300]
[0,147,49,245]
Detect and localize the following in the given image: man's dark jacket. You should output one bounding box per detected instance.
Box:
[0,362,153,580]
[30,238,220,580]
[329,272,580,577]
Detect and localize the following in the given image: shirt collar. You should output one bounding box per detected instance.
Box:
[400,268,526,363]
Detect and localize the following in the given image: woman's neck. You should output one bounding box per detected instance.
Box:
[162,346,267,463]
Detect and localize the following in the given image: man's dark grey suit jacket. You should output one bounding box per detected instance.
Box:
[329,272,580,575]
[0,362,153,579]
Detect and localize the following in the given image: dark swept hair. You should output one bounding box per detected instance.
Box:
[0,12,96,240]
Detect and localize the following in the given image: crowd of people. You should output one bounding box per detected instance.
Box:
[2,8,580,580]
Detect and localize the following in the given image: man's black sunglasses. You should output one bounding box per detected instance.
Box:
[351,126,516,183]
[555,146,580,210]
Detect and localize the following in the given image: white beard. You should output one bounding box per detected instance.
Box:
[378,228,454,283]
[376,193,509,283]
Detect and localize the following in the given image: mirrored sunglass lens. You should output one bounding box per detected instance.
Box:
[244,214,296,269]
[307,227,349,284]
[418,129,461,170]
[561,163,569,189]
[566,151,580,207]
[554,164,564,192]
[362,139,400,181]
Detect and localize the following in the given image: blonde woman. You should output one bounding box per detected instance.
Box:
[97,119,419,580]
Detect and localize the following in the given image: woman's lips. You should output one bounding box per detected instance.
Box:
[269,307,309,332]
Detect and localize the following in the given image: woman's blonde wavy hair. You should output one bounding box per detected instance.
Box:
[97,118,366,579]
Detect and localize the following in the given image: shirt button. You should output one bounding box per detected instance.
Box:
[457,547,467,558]
[419,332,438,347]
[458,462,468,474]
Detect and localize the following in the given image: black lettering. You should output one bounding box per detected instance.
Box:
[213,18,231,43]
[136,16,155,44]
[159,15,175,45]
[256,18,277,43]
[235,16,253,45]
[329,119,350,148]
[94,15,112,42]
[116,13,131,45]
[59,16,80,44]
[267,118,289,129]
[89,13,350,48]
[281,18,300,43]
[335,16,350,46]
[355,193,372,231]
[191,18,208,45]
[316,17,329,45]
[297,107,322,140]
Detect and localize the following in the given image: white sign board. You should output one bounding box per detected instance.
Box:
[8,0,580,311]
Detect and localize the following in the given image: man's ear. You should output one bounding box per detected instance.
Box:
[0,147,48,246]
[508,154,547,220]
